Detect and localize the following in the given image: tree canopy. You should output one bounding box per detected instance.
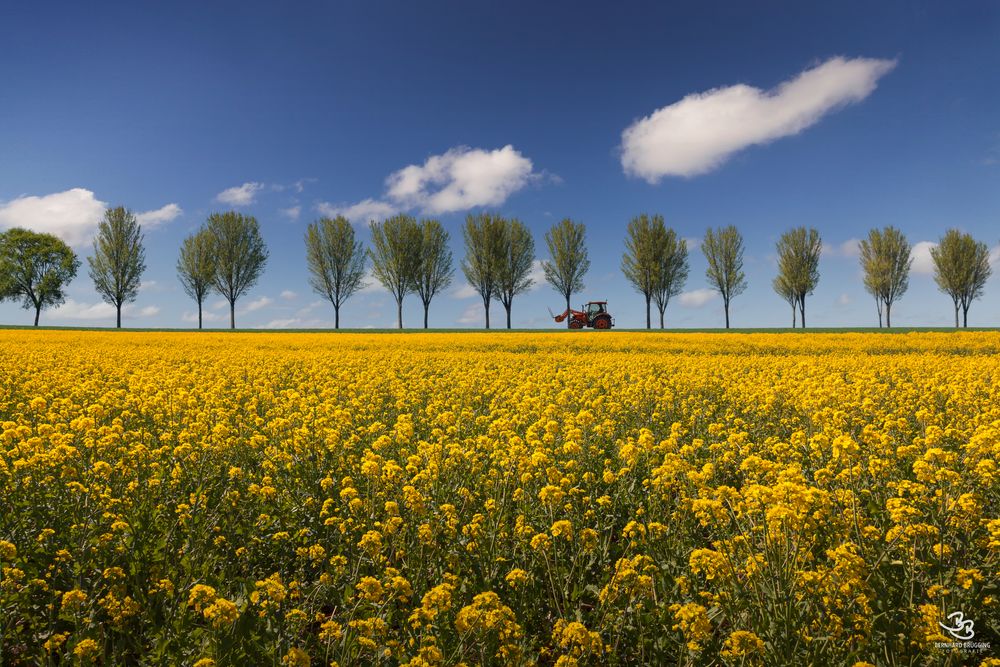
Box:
[0,228,79,326]
[88,206,146,328]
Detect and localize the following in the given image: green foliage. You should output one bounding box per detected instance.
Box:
[622,214,688,328]
[461,213,507,329]
[305,216,367,328]
[369,214,422,329]
[543,219,589,327]
[496,219,535,329]
[930,229,992,327]
[0,228,79,326]
[177,227,217,329]
[859,226,911,328]
[773,227,822,327]
[88,206,146,328]
[413,219,454,329]
[206,211,269,329]
[702,226,746,328]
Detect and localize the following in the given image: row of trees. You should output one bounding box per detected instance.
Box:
[0,209,993,329]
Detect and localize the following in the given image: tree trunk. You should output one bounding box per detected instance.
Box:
[659,307,665,329]
[483,298,490,329]
[117,304,122,329]
[335,303,340,330]
[791,304,796,328]
[397,299,403,329]
[963,304,969,328]
[423,301,429,329]
[198,301,203,330]
[34,304,41,327]
[645,295,651,329]
[505,303,512,329]
[885,302,891,328]
[724,300,730,329]
[954,302,960,328]
[230,301,236,330]
[566,295,571,329]
[800,297,806,329]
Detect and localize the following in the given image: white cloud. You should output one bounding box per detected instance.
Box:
[316,198,396,224]
[136,203,182,228]
[210,299,228,311]
[451,282,479,299]
[49,300,160,320]
[280,290,297,300]
[182,310,224,323]
[679,288,717,307]
[822,238,861,258]
[386,145,535,214]
[682,237,702,251]
[527,259,546,291]
[911,241,937,275]
[140,280,158,292]
[216,182,264,206]
[280,205,301,220]
[265,318,302,329]
[296,300,325,316]
[621,56,897,181]
[358,272,386,294]
[836,293,852,306]
[244,296,273,312]
[0,188,107,247]
[989,244,1000,266]
[457,303,485,325]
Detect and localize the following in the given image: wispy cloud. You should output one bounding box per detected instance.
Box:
[678,288,717,307]
[621,56,897,181]
[822,238,861,258]
[316,198,396,225]
[136,203,182,228]
[243,296,273,312]
[216,182,264,206]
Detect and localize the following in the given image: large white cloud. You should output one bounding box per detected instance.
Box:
[216,182,264,206]
[386,145,535,214]
[322,145,537,222]
[136,203,182,228]
[0,188,107,246]
[679,288,717,307]
[621,56,897,181]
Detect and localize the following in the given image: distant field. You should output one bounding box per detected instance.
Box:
[1,331,997,664]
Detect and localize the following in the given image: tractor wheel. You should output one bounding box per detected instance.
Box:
[593,315,612,330]
[569,320,584,329]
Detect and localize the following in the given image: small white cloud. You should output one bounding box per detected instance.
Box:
[210,299,228,311]
[682,237,702,251]
[280,205,301,220]
[244,296,273,312]
[621,56,897,181]
[182,310,224,323]
[456,303,484,325]
[280,290,297,300]
[296,300,325,316]
[527,259,546,291]
[358,272,386,294]
[822,238,861,258]
[49,299,116,320]
[451,282,479,299]
[138,305,160,317]
[679,288,717,308]
[836,293,851,306]
[136,203,182,228]
[264,318,302,329]
[216,182,264,206]
[140,280,159,292]
[315,198,396,224]
[911,241,937,275]
[988,244,1000,266]
[0,188,108,247]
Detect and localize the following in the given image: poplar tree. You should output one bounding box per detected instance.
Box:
[859,226,911,328]
[88,206,146,328]
[305,216,366,329]
[206,211,269,329]
[702,225,747,329]
[774,227,822,327]
[543,218,589,328]
[370,214,421,329]
[931,229,992,327]
[652,230,688,329]
[496,219,535,329]
[413,219,453,329]
[177,227,216,329]
[461,213,506,329]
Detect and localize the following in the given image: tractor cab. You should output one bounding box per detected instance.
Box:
[584,301,607,318]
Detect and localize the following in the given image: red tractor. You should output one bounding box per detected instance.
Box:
[551,301,615,329]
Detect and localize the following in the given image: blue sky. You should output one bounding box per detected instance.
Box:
[1,1,998,329]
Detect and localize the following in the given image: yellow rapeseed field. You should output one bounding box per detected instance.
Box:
[0,331,998,666]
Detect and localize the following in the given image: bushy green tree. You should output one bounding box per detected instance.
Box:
[305,216,366,329]
[88,206,146,328]
[0,228,79,326]
[177,227,216,329]
[702,226,747,329]
[414,219,453,329]
[206,211,269,329]
[931,229,992,327]
[543,219,590,328]
[496,219,535,329]
[370,214,421,329]
[859,226,911,328]
[774,227,822,327]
